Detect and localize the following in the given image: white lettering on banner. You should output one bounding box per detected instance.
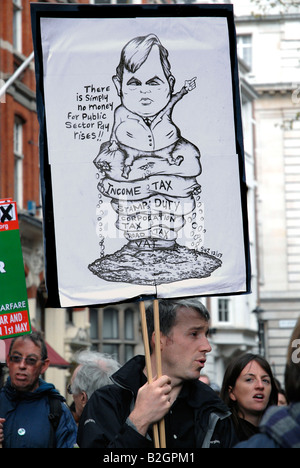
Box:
[0,261,6,273]
[0,315,8,325]
[0,301,26,312]
[0,313,23,325]
[0,310,30,337]
[0,322,28,337]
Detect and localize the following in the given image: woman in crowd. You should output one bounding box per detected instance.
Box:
[221,353,278,442]
[235,319,300,448]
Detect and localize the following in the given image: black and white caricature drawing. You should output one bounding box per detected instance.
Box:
[36,9,250,307]
[88,34,222,285]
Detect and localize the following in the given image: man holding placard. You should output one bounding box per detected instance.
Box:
[77,299,237,448]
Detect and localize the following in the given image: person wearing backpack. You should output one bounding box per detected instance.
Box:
[0,331,77,448]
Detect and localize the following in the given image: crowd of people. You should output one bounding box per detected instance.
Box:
[0,298,299,448]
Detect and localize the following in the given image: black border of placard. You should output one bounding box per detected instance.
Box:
[31,3,251,307]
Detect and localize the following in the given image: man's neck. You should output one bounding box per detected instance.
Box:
[144,356,184,401]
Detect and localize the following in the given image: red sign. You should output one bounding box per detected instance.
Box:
[0,199,19,231]
[0,198,31,339]
[0,310,30,338]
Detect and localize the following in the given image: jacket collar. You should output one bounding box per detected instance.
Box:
[110,355,147,397]
[110,355,230,415]
[3,377,63,402]
[123,108,163,129]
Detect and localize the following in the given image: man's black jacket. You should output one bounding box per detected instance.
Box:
[77,355,237,448]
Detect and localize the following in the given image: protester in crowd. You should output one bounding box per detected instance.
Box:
[210,382,221,397]
[0,331,77,448]
[274,378,288,406]
[277,388,288,407]
[77,299,238,448]
[221,353,278,442]
[235,318,300,448]
[68,350,120,420]
[199,374,220,396]
[199,374,210,385]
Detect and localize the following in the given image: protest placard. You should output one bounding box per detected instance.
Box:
[31,3,251,308]
[0,199,31,339]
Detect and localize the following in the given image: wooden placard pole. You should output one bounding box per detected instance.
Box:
[153,299,166,448]
[139,301,160,448]
[139,299,167,448]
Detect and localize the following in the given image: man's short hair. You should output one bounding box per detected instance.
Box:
[146,299,210,353]
[71,351,120,399]
[8,331,48,361]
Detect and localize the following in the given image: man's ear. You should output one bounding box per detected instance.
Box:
[168,75,175,93]
[152,331,168,351]
[41,358,50,374]
[150,331,156,352]
[113,75,122,97]
[81,391,88,408]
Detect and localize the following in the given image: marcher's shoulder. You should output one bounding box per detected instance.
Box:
[87,383,126,408]
[56,400,77,447]
[234,434,279,448]
[195,380,230,414]
[60,400,74,417]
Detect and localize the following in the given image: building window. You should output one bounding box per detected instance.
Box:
[237,35,252,70]
[90,304,138,364]
[14,117,24,208]
[125,308,134,340]
[90,308,98,340]
[13,0,22,52]
[218,299,230,323]
[103,307,119,339]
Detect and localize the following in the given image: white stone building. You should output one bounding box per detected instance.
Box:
[233,0,300,385]
[204,58,258,386]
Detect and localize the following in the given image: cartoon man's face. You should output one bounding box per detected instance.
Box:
[113,45,174,118]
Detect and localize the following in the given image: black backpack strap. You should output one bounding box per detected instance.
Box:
[48,396,63,448]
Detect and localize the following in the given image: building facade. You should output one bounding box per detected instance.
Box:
[234,0,300,384]
[204,57,258,386]
[0,0,92,394]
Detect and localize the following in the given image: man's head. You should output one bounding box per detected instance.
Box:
[146,299,212,382]
[113,34,175,118]
[70,351,120,419]
[7,331,50,392]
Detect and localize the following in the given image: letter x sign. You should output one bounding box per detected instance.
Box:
[0,204,13,222]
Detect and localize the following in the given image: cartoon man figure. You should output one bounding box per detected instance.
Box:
[89,34,222,284]
[94,34,201,179]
